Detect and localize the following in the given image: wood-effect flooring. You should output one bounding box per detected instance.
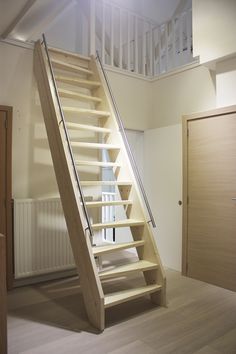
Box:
[7,253,236,354]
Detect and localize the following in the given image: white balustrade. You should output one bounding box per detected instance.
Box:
[83,0,194,77]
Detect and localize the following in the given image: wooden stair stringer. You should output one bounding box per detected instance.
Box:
[89,55,167,306]
[34,41,105,331]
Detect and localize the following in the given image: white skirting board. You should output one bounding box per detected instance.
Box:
[14,198,75,279]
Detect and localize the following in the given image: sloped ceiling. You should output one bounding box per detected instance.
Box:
[0,0,29,36]
[0,0,76,41]
[0,0,187,42]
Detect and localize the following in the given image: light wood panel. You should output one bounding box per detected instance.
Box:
[89,55,166,306]
[92,219,145,230]
[34,41,105,331]
[34,43,166,328]
[55,75,101,89]
[183,105,236,291]
[86,199,132,207]
[99,260,158,280]
[76,160,121,168]
[51,59,93,75]
[58,88,102,103]
[92,240,145,255]
[71,142,119,150]
[105,284,162,308]
[48,46,91,62]
[66,122,111,133]
[62,106,110,117]
[80,181,132,186]
[0,235,7,354]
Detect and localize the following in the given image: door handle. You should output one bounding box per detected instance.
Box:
[232,198,236,201]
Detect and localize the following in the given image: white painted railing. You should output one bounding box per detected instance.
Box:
[153,9,193,75]
[91,0,156,76]
[85,0,194,77]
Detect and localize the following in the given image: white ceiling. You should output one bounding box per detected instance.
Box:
[0,0,188,41]
[111,0,182,23]
[0,0,29,35]
[0,0,76,41]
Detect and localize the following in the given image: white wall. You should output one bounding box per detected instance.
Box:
[150,65,216,128]
[109,0,181,24]
[144,124,182,271]
[193,0,236,64]
[0,42,57,198]
[107,70,152,130]
[44,3,79,52]
[216,56,236,108]
[0,41,151,198]
[126,129,144,182]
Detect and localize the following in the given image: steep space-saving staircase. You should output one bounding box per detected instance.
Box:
[34,36,166,331]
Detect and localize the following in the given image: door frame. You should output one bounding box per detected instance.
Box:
[0,106,13,289]
[182,104,236,276]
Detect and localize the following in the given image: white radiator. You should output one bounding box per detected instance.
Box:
[14,198,75,279]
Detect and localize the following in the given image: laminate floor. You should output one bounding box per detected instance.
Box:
[7,255,236,354]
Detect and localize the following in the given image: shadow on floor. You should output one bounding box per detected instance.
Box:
[9,277,98,334]
[9,275,162,334]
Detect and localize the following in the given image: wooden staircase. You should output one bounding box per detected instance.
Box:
[34,38,166,331]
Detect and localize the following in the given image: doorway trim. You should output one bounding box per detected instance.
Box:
[182,104,236,276]
[0,105,13,289]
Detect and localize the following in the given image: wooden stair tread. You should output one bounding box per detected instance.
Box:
[51,59,93,75]
[58,89,102,103]
[76,160,121,167]
[104,284,162,308]
[80,181,132,186]
[99,260,158,280]
[86,200,132,207]
[71,142,120,150]
[35,40,166,331]
[92,219,145,230]
[55,76,101,88]
[62,106,110,118]
[92,240,145,256]
[48,46,91,61]
[66,122,111,134]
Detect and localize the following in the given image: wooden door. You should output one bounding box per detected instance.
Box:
[0,106,13,289]
[0,234,7,354]
[183,106,236,291]
[0,111,7,236]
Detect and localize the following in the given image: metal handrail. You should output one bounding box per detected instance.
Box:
[42,34,93,237]
[96,51,156,228]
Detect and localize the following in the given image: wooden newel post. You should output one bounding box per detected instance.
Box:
[0,234,7,354]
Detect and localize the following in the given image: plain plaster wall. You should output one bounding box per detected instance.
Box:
[216,56,236,108]
[0,42,57,198]
[150,65,216,129]
[106,70,152,130]
[0,41,151,198]
[193,0,236,64]
[144,124,182,271]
